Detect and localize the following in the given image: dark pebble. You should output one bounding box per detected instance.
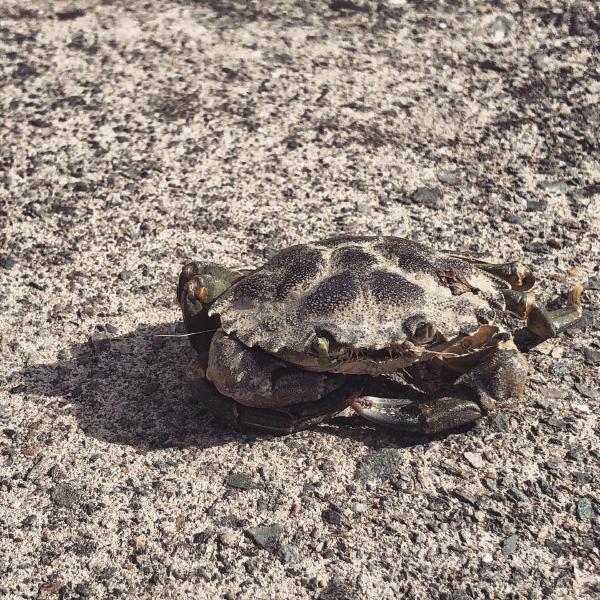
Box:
[502,534,518,556]
[0,256,17,270]
[524,242,550,254]
[262,247,279,260]
[545,417,568,430]
[322,509,343,526]
[503,213,526,226]
[526,200,547,212]
[105,324,118,334]
[506,487,529,504]
[56,8,86,20]
[192,531,210,546]
[355,448,403,486]
[22,514,37,527]
[586,276,600,291]
[246,524,284,549]
[550,363,570,377]
[565,4,594,36]
[580,537,595,551]
[574,471,591,485]
[212,218,228,230]
[576,498,594,522]
[411,187,443,209]
[75,582,90,598]
[544,538,566,556]
[454,491,478,507]
[538,479,562,501]
[84,503,99,516]
[567,445,588,462]
[583,348,600,366]
[544,458,562,475]
[492,413,510,432]
[141,381,159,396]
[226,472,256,491]
[50,483,80,509]
[118,270,135,281]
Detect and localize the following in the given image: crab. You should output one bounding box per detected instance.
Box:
[177,236,583,435]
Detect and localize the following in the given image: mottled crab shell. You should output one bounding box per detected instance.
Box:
[209,236,509,356]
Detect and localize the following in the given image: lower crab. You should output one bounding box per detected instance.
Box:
[177,236,583,434]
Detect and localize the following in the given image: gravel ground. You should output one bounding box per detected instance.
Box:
[1,1,599,599]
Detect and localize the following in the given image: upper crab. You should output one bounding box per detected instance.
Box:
[205,236,528,373]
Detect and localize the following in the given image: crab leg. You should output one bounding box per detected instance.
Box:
[191,378,363,434]
[353,394,483,434]
[503,284,583,339]
[448,255,535,290]
[177,262,244,354]
[352,338,528,434]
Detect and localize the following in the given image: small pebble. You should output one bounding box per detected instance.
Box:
[0,256,17,270]
[583,348,600,366]
[481,552,494,564]
[355,448,403,486]
[411,187,443,209]
[278,543,300,564]
[464,452,485,469]
[574,383,596,399]
[322,509,343,526]
[436,169,463,186]
[577,498,594,522]
[118,269,135,281]
[506,487,529,504]
[246,524,284,549]
[350,502,368,514]
[226,472,256,490]
[141,381,159,395]
[22,514,37,527]
[50,483,80,509]
[502,534,518,556]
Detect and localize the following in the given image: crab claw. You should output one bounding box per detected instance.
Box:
[352,395,482,435]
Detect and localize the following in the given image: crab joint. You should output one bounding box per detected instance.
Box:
[313,336,330,363]
[195,286,209,303]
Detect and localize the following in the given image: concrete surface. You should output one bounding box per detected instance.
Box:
[1,1,599,598]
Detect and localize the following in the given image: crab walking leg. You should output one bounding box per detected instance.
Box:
[352,340,528,435]
[177,262,244,354]
[448,255,535,290]
[503,285,584,339]
[191,378,363,434]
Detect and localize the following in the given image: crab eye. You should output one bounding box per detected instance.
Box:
[404,317,436,343]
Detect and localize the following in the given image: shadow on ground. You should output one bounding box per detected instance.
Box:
[17,323,461,452]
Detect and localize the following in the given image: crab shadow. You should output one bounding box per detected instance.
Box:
[17,323,469,451]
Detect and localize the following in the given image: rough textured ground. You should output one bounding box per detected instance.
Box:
[1,1,599,599]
